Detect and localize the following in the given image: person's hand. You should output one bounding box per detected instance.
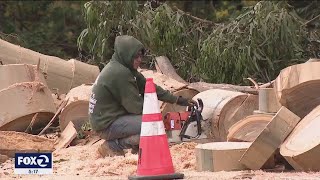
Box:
[176,96,198,107]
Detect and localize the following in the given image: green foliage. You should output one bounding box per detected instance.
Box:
[0,1,85,59]
[198,1,309,83]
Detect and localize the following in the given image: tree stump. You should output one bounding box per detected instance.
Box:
[227,114,273,142]
[239,106,300,170]
[274,62,320,118]
[280,104,320,171]
[59,84,92,131]
[192,89,258,141]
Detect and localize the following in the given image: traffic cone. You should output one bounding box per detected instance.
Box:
[129,78,184,180]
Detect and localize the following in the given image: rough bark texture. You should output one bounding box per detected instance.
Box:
[280,104,320,171]
[227,114,273,142]
[274,62,320,118]
[239,106,301,170]
[0,39,100,94]
[0,131,54,157]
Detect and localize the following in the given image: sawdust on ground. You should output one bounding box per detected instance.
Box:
[1,141,320,180]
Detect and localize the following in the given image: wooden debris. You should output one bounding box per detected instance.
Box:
[54,121,77,151]
[38,97,69,135]
[155,56,188,84]
[0,154,9,164]
[59,84,92,131]
[274,62,320,118]
[280,104,320,171]
[0,83,55,132]
[0,39,99,94]
[227,114,273,142]
[239,106,300,170]
[258,88,281,113]
[0,131,54,157]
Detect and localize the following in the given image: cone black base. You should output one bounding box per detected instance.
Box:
[128,173,184,180]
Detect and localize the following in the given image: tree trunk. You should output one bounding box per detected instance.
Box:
[192,89,258,141]
[227,114,273,142]
[0,39,100,94]
[274,62,320,118]
[59,84,92,131]
[188,82,258,95]
[280,104,320,171]
[155,56,188,84]
[239,106,300,170]
[258,88,281,113]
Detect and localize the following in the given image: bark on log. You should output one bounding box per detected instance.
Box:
[0,131,54,157]
[274,62,320,118]
[0,82,55,132]
[59,84,92,131]
[280,104,320,171]
[0,39,100,94]
[227,114,273,142]
[192,89,258,141]
[188,82,258,95]
[155,56,188,84]
[239,106,301,170]
[259,88,281,113]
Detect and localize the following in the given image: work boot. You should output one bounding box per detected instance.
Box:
[98,141,125,157]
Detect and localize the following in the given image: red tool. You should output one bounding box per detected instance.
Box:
[163,98,204,141]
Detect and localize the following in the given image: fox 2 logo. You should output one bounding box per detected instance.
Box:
[15,153,52,174]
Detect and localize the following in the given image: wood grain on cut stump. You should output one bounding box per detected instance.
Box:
[274,62,320,118]
[280,104,320,171]
[239,106,300,170]
[227,114,273,142]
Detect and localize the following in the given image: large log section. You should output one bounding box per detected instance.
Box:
[274,62,320,118]
[0,39,100,94]
[191,89,258,141]
[240,106,300,170]
[227,114,273,142]
[280,105,320,171]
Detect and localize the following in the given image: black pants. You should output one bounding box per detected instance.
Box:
[97,114,142,152]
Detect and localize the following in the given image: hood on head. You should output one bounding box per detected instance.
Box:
[112,35,144,70]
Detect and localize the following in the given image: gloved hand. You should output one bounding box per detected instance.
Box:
[176,96,198,107]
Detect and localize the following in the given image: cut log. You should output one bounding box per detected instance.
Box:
[239,106,301,170]
[280,104,320,171]
[253,110,276,116]
[196,142,275,172]
[0,64,47,90]
[155,56,188,84]
[0,39,100,94]
[59,84,92,131]
[192,89,258,141]
[258,88,281,113]
[188,82,258,95]
[0,82,56,132]
[54,121,77,151]
[227,114,273,142]
[196,142,252,172]
[274,62,320,118]
[0,131,54,157]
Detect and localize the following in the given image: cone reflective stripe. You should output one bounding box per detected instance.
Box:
[129,78,184,180]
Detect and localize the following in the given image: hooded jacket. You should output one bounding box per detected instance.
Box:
[89,35,178,131]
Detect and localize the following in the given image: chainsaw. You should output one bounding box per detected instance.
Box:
[163,98,204,142]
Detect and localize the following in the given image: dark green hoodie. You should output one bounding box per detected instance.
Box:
[89,35,178,131]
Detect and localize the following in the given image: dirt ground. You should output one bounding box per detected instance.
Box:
[1,141,320,180]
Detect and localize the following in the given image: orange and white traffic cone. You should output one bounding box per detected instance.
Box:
[129,78,184,180]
